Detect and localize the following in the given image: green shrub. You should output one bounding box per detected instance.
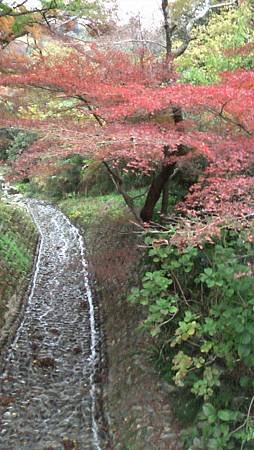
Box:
[129,223,254,449]
[27,159,151,200]
[0,128,37,161]
[177,2,254,84]
[6,130,37,160]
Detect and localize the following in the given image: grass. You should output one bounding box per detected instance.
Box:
[0,232,31,273]
[0,198,37,330]
[58,188,149,230]
[59,192,128,228]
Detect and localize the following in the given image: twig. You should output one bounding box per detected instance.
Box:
[229,394,254,441]
[170,271,189,306]
[132,187,149,200]
[159,311,178,327]
[206,106,252,136]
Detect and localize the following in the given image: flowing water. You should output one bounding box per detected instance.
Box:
[0,200,106,450]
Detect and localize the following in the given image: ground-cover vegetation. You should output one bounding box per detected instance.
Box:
[58,191,130,228]
[0,198,37,338]
[129,221,254,449]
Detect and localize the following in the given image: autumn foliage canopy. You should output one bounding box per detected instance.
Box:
[0,39,254,221]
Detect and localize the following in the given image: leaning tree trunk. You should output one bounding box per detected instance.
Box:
[140,163,176,222]
[140,106,184,222]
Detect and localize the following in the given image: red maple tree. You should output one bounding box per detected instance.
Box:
[0,44,253,223]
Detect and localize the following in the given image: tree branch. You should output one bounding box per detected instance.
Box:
[172,37,193,57]
[13,0,28,9]
[207,106,252,136]
[0,5,57,17]
[103,161,142,224]
[75,94,105,126]
[111,39,166,49]
[210,1,238,9]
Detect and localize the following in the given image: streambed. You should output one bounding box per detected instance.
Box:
[0,200,106,450]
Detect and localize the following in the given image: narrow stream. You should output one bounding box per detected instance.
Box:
[0,200,105,450]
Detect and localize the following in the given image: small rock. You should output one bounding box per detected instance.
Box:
[34,357,56,369]
[6,186,19,195]
[49,328,60,336]
[62,439,76,449]
[79,301,87,310]
[30,342,39,351]
[0,395,13,407]
[161,432,177,440]
[73,346,82,354]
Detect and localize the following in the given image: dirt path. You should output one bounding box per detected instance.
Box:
[0,200,106,450]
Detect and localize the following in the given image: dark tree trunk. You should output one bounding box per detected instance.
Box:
[140,163,176,222]
[171,106,183,124]
[140,106,184,223]
[161,178,170,216]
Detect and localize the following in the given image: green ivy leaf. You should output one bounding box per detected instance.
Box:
[238,344,251,358]
[218,410,238,422]
[203,403,216,418]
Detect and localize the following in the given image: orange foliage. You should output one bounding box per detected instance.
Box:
[0,16,14,34]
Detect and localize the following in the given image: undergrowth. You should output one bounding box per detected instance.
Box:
[129,222,254,449]
[58,188,151,230]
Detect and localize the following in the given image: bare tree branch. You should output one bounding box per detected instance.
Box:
[112,39,166,49]
[210,1,238,9]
